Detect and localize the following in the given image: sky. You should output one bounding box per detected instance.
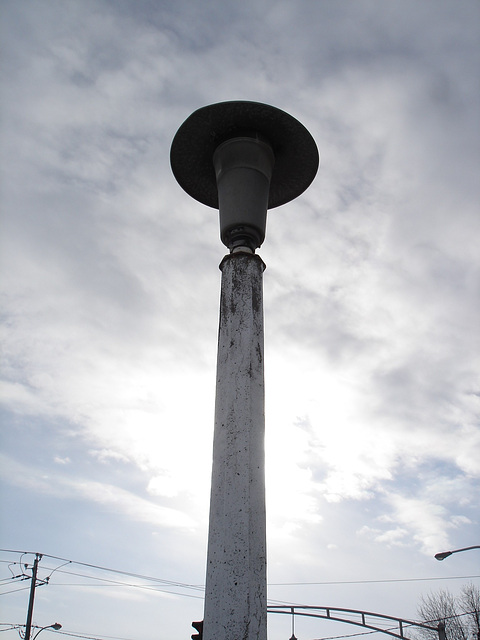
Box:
[0,1,479,639]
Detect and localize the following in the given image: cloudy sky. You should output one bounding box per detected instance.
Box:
[1,1,479,639]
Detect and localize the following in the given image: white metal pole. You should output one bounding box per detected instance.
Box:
[203,252,267,640]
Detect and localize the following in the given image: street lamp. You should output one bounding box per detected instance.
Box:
[434,545,480,561]
[31,624,62,640]
[171,100,318,640]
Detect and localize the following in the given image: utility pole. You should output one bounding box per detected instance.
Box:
[24,553,42,640]
[171,100,318,640]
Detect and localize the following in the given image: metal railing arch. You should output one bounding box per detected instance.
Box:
[267,606,446,640]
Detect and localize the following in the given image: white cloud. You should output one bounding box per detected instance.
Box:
[89,448,130,464]
[1,1,479,638]
[389,498,449,553]
[0,453,196,529]
[147,475,179,499]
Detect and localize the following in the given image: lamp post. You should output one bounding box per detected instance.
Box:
[434,545,480,561]
[171,100,318,640]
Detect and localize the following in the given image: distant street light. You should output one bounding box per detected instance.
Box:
[31,624,62,640]
[434,545,480,561]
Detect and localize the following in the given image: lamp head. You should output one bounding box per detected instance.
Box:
[434,551,452,561]
[170,101,319,252]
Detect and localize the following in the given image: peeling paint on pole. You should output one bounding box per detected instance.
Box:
[203,252,267,640]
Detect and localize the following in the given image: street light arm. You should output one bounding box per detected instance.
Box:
[435,545,480,561]
[31,624,62,640]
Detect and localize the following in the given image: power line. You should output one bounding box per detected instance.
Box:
[269,576,480,586]
[0,576,28,584]
[0,550,202,591]
[313,630,379,640]
[1,549,478,594]
[39,583,205,600]
[0,586,32,596]
[41,565,204,592]
[0,625,22,633]
[38,565,204,599]
[0,554,204,602]
[422,611,477,625]
[55,630,141,640]
[0,625,137,640]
